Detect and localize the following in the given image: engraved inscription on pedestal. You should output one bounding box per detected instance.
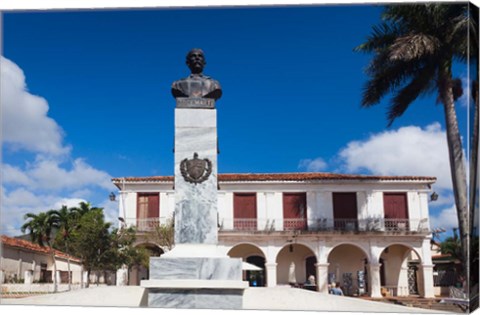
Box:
[176,97,215,109]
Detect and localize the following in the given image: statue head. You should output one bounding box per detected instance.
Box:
[186,48,206,74]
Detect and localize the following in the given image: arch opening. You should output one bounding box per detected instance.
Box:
[379,244,422,296]
[228,243,266,287]
[275,243,317,287]
[327,244,368,296]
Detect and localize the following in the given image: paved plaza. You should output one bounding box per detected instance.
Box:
[1,286,446,313]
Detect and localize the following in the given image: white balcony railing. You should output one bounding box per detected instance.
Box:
[123,217,429,233]
[218,218,429,233]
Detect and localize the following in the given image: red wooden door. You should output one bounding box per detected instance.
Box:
[283,193,307,230]
[332,192,358,230]
[383,193,409,230]
[137,193,160,230]
[383,193,408,219]
[233,193,257,230]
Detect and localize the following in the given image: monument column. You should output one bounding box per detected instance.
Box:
[174,105,218,246]
[142,49,247,309]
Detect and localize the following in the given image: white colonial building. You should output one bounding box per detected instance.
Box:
[112,172,436,298]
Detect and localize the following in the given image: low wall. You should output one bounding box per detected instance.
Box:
[1,283,82,294]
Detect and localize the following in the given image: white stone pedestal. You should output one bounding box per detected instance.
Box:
[174,107,218,245]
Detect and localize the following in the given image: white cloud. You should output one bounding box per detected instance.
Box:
[52,198,88,209]
[338,123,452,190]
[1,57,115,236]
[458,76,471,108]
[2,163,34,186]
[1,56,70,155]
[3,157,113,192]
[3,187,43,207]
[430,205,459,231]
[298,157,327,172]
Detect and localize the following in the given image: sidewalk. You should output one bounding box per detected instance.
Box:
[1,285,449,313]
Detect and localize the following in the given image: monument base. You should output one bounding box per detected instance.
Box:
[141,254,248,309]
[142,280,248,309]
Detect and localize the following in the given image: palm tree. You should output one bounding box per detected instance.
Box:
[441,229,462,263]
[49,205,75,291]
[355,3,477,290]
[21,211,58,292]
[71,201,102,219]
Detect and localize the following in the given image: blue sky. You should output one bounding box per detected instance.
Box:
[1,4,473,238]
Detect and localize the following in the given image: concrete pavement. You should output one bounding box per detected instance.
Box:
[1,285,449,313]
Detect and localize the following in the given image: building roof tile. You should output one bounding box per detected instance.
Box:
[112,172,436,187]
[1,235,81,263]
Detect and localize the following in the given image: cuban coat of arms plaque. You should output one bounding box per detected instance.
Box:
[180,152,212,184]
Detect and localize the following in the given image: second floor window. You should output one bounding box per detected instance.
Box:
[332,192,358,230]
[383,192,409,231]
[233,193,257,230]
[137,193,160,231]
[283,192,307,230]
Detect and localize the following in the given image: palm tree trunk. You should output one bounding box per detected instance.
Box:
[439,69,469,293]
[470,80,479,237]
[470,80,479,289]
[51,249,58,293]
[66,240,71,291]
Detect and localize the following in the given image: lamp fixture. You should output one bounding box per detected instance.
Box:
[430,192,438,202]
[109,192,116,201]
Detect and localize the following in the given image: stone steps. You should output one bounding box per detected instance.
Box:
[385,297,467,313]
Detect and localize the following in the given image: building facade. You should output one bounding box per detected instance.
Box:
[112,172,437,298]
[1,235,83,285]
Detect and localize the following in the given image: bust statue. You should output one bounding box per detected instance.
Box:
[171,49,222,102]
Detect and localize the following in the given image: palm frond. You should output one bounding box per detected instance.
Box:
[354,22,402,53]
[389,34,440,61]
[362,54,434,107]
[387,63,437,126]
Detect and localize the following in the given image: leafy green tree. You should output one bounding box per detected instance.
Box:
[355,3,477,286]
[21,211,58,292]
[110,226,150,279]
[69,208,112,287]
[144,217,175,251]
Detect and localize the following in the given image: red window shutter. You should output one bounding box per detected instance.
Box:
[383,193,408,219]
[283,193,307,219]
[147,194,160,218]
[233,193,257,218]
[332,192,358,219]
[137,193,160,219]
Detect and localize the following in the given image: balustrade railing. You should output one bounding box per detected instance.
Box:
[283,218,308,231]
[233,218,259,231]
[124,217,429,233]
[217,217,429,233]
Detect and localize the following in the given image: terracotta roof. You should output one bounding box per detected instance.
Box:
[112,172,436,187]
[432,254,453,259]
[1,235,81,263]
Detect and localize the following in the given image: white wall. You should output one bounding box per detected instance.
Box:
[120,181,433,232]
[1,246,83,284]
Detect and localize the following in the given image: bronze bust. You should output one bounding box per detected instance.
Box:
[171,49,222,102]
